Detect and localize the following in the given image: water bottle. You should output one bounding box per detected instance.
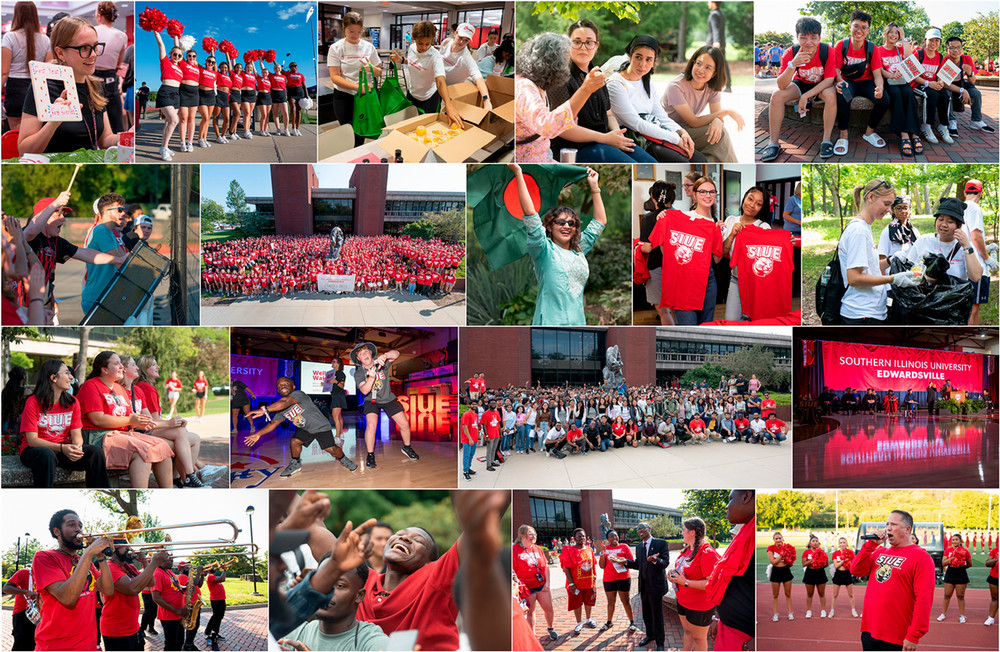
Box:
[820,265,832,287]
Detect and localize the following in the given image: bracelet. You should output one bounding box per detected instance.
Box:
[30,298,43,304]
[592,190,601,195]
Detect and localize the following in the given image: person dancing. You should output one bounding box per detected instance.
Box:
[204,565,228,649]
[325,358,347,443]
[351,342,419,469]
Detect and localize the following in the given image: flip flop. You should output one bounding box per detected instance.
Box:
[911,136,924,155]
[862,132,886,148]
[833,138,850,155]
[900,138,912,157]
[761,143,782,162]
[819,141,835,158]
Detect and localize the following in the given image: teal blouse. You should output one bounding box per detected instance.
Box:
[525,212,605,325]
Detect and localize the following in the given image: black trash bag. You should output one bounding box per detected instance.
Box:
[888,254,973,325]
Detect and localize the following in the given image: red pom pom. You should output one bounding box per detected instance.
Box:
[220,40,234,55]
[265,49,277,63]
[166,19,184,38]
[243,50,254,64]
[138,7,168,33]
[202,37,218,53]
[230,47,239,61]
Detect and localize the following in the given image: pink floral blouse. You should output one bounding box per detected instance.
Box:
[515,75,576,162]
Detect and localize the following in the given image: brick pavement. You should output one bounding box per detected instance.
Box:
[754,84,1000,163]
[1,603,267,651]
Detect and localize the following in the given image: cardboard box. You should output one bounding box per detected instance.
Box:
[381,111,495,163]
[446,75,514,142]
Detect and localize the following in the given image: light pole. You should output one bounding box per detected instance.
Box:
[246,506,262,596]
[15,536,22,572]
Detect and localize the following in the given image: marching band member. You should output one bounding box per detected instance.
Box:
[102,541,170,650]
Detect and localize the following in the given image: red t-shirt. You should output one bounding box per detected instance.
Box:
[207,573,226,601]
[160,55,183,82]
[512,543,547,590]
[734,417,750,431]
[165,379,183,393]
[611,423,626,437]
[199,68,216,86]
[356,541,460,652]
[833,548,855,571]
[761,398,777,416]
[600,543,634,582]
[135,381,162,414]
[873,44,906,78]
[480,409,501,439]
[674,542,722,610]
[287,72,305,87]
[101,561,141,637]
[270,73,287,90]
[153,567,184,621]
[850,541,934,645]
[460,409,479,444]
[944,546,971,568]
[194,379,209,393]
[912,48,944,87]
[559,545,596,590]
[32,549,101,651]
[649,210,723,311]
[989,548,999,579]
[18,395,82,453]
[802,547,829,569]
[258,75,271,92]
[731,225,793,320]
[689,418,705,433]
[77,377,131,431]
[7,568,29,613]
[765,417,786,434]
[780,45,836,84]
[832,39,874,81]
[768,543,796,565]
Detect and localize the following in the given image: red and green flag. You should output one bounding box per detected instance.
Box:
[468,164,590,270]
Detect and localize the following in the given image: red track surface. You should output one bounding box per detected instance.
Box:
[755,582,998,651]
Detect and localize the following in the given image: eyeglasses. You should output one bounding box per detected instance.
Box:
[63,42,106,58]
[696,189,718,196]
[571,39,599,50]
[553,219,578,228]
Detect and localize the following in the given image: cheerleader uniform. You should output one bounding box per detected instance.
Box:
[270,71,287,104]
[156,55,182,108]
[179,61,201,107]
[256,74,272,106]
[767,544,795,583]
[832,548,855,585]
[199,67,217,107]
[802,548,829,585]
[215,71,231,109]
[943,546,971,585]
[287,70,306,100]
[241,70,257,104]
[229,70,243,105]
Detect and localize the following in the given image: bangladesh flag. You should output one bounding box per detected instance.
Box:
[468,164,590,270]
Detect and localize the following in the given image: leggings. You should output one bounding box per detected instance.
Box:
[140,592,158,632]
[205,599,226,636]
[332,88,365,147]
[883,83,920,135]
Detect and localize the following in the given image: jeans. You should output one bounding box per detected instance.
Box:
[462,442,476,472]
[526,425,536,450]
[675,263,717,325]
[515,425,527,452]
[408,282,416,294]
[538,421,549,439]
[563,141,657,163]
[19,445,110,488]
[600,437,611,452]
[836,79,889,130]
[952,82,983,122]
[500,431,512,451]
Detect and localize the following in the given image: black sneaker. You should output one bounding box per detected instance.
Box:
[365,453,377,469]
[464,471,472,481]
[339,456,358,472]
[173,477,184,489]
[487,466,496,471]
[401,445,420,460]
[184,473,206,488]
[468,469,477,475]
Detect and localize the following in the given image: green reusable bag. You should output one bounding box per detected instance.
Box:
[379,62,412,116]
[353,65,385,140]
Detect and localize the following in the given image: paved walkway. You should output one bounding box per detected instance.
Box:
[464,438,791,488]
[201,291,466,326]
[1,603,267,651]
[754,78,999,162]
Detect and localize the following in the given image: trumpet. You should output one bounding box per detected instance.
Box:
[176,544,260,559]
[80,519,240,557]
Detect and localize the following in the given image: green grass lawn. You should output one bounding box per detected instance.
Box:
[177,396,230,418]
[217,578,268,605]
[202,229,248,242]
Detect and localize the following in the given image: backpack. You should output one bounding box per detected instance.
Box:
[791,42,830,72]
[840,39,874,80]
[815,246,847,325]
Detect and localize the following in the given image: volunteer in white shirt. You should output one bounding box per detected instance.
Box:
[960,179,992,325]
[476,27,500,61]
[905,197,983,286]
[877,195,919,263]
[388,20,465,130]
[838,178,919,324]
[327,11,382,147]
[440,23,493,112]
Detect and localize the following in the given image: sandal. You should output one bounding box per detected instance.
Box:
[900,138,913,157]
[862,132,886,148]
[819,141,835,158]
[761,143,782,162]
[911,136,923,155]
[833,138,850,155]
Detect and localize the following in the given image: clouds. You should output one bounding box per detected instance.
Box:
[276,1,312,21]
[246,26,259,33]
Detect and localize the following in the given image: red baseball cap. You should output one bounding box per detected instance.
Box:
[965,179,983,194]
[33,198,72,215]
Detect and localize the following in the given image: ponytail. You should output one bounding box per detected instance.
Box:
[853,179,893,212]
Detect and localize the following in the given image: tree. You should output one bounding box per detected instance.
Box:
[769,490,815,530]
[799,2,930,45]
[680,362,729,388]
[755,31,792,48]
[423,206,466,242]
[401,220,436,240]
[964,12,999,64]
[680,490,732,542]
[201,199,226,233]
[717,345,789,392]
[941,21,964,42]
[225,180,249,216]
[649,514,681,540]
[530,1,645,24]
[756,493,781,530]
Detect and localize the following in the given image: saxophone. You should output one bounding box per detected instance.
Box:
[181,564,204,631]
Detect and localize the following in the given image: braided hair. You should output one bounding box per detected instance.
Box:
[683,517,706,564]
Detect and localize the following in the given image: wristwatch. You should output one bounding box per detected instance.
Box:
[684,579,690,587]
[482,95,489,101]
[966,246,975,254]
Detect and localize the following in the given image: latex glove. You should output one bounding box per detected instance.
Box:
[891,272,920,288]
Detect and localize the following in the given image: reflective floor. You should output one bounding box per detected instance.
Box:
[793,414,998,488]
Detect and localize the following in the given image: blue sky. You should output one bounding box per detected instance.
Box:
[202,164,468,206]
[135,1,316,89]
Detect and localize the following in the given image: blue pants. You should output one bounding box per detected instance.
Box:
[462,442,476,472]
[515,425,527,451]
[408,282,416,294]
[562,141,657,163]
[675,264,717,325]
[600,437,611,452]
[952,82,983,122]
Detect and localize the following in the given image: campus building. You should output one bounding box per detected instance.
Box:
[512,490,682,544]
[461,327,792,387]
[247,165,465,236]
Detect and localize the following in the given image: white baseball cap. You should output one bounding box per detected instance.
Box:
[456,23,475,40]
[925,28,942,40]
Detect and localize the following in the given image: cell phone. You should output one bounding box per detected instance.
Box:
[840,82,854,103]
[386,629,419,651]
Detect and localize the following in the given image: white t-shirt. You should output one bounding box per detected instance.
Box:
[838,217,887,320]
[94,25,128,70]
[476,41,498,61]
[963,201,985,253]
[905,234,983,281]
[327,38,381,96]
[750,418,766,433]
[405,43,445,100]
[545,427,564,443]
[876,222,920,259]
[607,72,682,144]
[441,43,482,85]
[1,30,50,78]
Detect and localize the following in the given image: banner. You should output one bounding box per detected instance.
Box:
[317,274,355,292]
[300,360,356,395]
[231,355,280,397]
[821,341,984,392]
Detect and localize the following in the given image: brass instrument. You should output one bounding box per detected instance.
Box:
[178,543,259,559]
[81,519,241,557]
[180,564,205,631]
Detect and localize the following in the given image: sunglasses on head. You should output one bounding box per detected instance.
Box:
[553,218,578,228]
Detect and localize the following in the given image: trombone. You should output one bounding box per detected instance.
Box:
[81,519,241,556]
[175,544,260,559]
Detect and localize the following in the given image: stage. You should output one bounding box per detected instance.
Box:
[793,413,999,488]
[229,412,457,488]
[756,582,997,651]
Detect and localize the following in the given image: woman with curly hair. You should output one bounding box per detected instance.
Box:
[506,163,607,325]
[514,31,605,162]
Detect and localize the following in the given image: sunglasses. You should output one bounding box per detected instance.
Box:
[552,219,578,228]
[170,52,182,59]
[105,206,127,214]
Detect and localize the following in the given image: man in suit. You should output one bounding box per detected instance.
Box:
[624,522,670,650]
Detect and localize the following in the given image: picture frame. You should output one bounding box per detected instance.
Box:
[634,164,655,181]
[29,61,82,122]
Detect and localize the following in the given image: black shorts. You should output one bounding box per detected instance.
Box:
[242,90,257,103]
[802,567,828,585]
[791,79,821,96]
[770,565,793,583]
[156,85,180,109]
[271,89,287,103]
[195,391,206,399]
[232,392,251,410]
[603,578,630,593]
[215,90,230,108]
[988,575,998,586]
[288,85,306,100]
[676,603,715,627]
[199,89,216,106]
[179,84,200,107]
[974,275,990,304]
[832,569,855,586]
[256,92,272,106]
[4,76,30,118]
[292,427,337,449]
[943,567,969,585]
[329,393,348,410]
[229,89,242,104]
[364,398,404,417]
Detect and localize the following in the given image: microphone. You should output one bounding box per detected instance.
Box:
[860,533,883,540]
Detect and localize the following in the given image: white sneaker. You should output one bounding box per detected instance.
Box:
[188,141,196,151]
[258,130,269,137]
[820,610,827,618]
[937,614,947,621]
[852,609,859,618]
[805,610,812,619]
[937,126,954,144]
[959,615,966,623]
[828,610,834,618]
[216,136,228,144]
[545,451,551,457]
[573,622,584,635]
[788,613,794,621]
[772,614,779,622]
[229,132,241,140]
[921,125,939,144]
[585,618,597,628]
[244,131,253,139]
[949,118,958,131]
[294,128,302,136]
[985,617,995,625]
[198,139,211,148]
[160,147,174,161]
